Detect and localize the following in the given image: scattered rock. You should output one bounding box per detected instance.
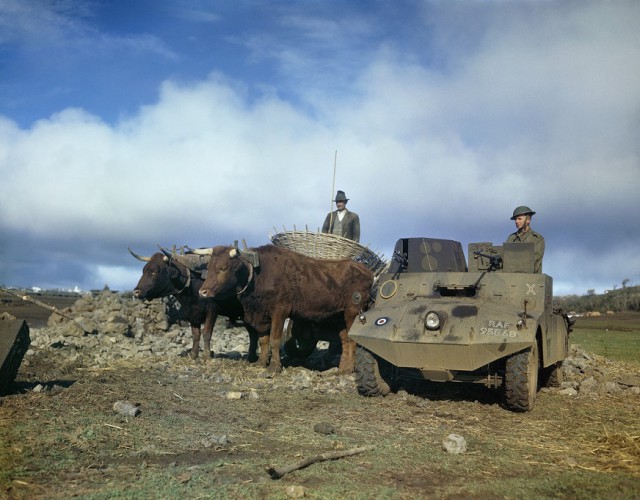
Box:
[201,434,230,447]
[113,400,141,417]
[558,387,578,396]
[313,422,335,435]
[291,372,313,390]
[619,376,640,388]
[579,376,598,394]
[285,485,306,498]
[443,434,467,454]
[602,381,622,394]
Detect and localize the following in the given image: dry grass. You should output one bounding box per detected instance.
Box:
[2,355,640,498]
[592,428,640,475]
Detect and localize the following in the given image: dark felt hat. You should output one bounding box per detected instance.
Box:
[334,190,349,202]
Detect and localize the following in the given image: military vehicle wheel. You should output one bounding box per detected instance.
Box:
[283,337,317,358]
[504,342,539,412]
[540,361,564,388]
[355,347,391,397]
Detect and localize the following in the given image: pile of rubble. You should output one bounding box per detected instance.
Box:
[18,291,354,398]
[24,290,252,369]
[556,346,640,396]
[46,290,174,336]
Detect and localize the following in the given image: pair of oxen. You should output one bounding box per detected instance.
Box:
[129,244,374,373]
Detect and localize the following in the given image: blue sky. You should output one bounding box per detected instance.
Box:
[1,0,639,296]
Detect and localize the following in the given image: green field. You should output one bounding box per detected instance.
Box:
[570,312,640,364]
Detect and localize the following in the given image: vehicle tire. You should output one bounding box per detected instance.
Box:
[540,361,564,388]
[504,342,539,412]
[355,346,391,397]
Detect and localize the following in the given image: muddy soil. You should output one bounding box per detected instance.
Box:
[1,301,639,499]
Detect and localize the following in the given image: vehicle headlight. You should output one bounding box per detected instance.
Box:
[425,311,441,330]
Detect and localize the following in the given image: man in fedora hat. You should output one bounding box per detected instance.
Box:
[322,190,360,242]
[506,205,545,273]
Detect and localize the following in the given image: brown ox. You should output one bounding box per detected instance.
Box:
[198,245,374,373]
[130,248,255,360]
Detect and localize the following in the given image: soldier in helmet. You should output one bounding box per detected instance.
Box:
[506,206,545,273]
[322,190,360,242]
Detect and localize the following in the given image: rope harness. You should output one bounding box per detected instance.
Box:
[167,253,210,295]
[169,256,192,295]
[236,261,254,296]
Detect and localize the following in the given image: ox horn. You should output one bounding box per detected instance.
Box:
[128,248,151,262]
[158,246,173,258]
[157,246,173,262]
[186,246,213,255]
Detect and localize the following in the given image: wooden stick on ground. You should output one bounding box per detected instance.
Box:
[266,445,374,480]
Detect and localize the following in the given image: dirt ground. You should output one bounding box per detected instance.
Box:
[1,299,639,499]
[0,292,81,328]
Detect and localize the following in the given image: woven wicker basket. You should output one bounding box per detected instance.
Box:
[270,229,388,276]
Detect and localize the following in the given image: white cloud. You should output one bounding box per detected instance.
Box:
[95,264,144,292]
[1,0,639,294]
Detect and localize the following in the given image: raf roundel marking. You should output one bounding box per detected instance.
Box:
[375,317,389,326]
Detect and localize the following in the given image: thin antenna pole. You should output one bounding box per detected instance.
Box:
[329,150,337,231]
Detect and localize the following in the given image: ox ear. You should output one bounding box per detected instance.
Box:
[229,248,239,258]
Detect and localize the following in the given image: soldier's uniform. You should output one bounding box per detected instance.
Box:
[505,205,545,274]
[506,229,545,273]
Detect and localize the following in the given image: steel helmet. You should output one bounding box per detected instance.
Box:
[511,206,536,220]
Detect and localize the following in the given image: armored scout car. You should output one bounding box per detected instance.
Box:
[348,237,573,412]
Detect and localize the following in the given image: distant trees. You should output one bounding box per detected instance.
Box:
[555,286,640,313]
